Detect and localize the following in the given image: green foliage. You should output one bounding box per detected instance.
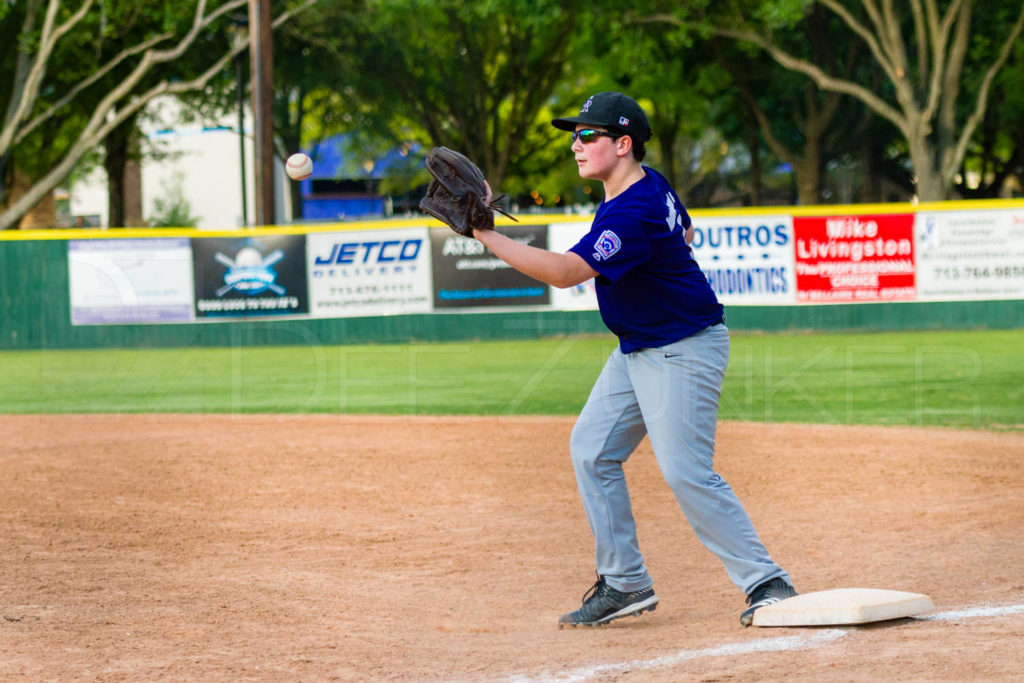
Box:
[5,0,1023,216]
[2,0,318,229]
[147,172,199,227]
[956,3,1024,197]
[286,0,602,190]
[1,0,96,179]
[751,0,813,27]
[1,329,1021,430]
[586,6,737,198]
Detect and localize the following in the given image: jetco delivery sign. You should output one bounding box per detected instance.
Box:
[307,228,432,317]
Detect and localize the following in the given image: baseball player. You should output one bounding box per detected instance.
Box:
[473,92,796,627]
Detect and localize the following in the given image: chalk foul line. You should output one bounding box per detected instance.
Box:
[504,629,848,683]
[502,601,1024,683]
[915,602,1024,621]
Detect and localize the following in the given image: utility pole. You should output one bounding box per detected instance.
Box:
[248,0,274,226]
[236,48,249,227]
[229,13,249,227]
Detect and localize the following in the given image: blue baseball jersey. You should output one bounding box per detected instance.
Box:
[569,167,723,353]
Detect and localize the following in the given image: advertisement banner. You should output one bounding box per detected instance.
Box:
[793,213,916,303]
[915,208,1024,301]
[548,221,598,310]
[192,235,308,317]
[68,238,194,325]
[431,225,550,308]
[689,216,796,305]
[307,228,432,317]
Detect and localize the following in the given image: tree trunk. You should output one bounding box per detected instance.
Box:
[743,112,763,206]
[289,172,303,222]
[124,153,143,226]
[8,166,55,229]
[793,133,822,205]
[658,134,678,192]
[857,141,883,203]
[795,164,821,205]
[908,132,948,202]
[104,113,142,228]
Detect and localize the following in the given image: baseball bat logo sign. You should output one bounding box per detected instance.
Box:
[215,246,285,296]
[192,236,309,317]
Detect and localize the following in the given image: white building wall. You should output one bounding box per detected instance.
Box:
[71,95,292,229]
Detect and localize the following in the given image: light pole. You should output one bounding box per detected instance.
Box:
[229,14,249,227]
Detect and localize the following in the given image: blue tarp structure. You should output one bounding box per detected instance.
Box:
[297,135,423,220]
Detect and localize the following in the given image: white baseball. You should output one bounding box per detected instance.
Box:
[286,153,313,181]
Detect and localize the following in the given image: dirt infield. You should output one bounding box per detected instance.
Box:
[2,415,1023,681]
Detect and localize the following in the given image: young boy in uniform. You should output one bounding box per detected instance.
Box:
[474,92,796,627]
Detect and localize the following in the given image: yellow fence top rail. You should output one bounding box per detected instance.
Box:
[2,197,1023,241]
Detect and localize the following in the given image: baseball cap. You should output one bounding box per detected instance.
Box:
[551,91,652,142]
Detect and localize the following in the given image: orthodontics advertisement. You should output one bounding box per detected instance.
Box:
[689,215,797,305]
[307,228,433,317]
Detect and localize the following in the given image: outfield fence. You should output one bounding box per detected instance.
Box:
[2,199,1023,350]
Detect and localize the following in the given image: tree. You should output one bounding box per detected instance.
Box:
[0,0,316,230]
[720,0,1024,201]
[590,10,734,201]
[954,8,1024,197]
[302,0,602,195]
[708,3,880,205]
[652,0,1024,201]
[268,0,366,221]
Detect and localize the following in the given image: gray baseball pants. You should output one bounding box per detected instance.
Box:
[569,324,789,595]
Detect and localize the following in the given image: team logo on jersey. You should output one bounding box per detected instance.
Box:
[665,193,684,232]
[592,230,622,261]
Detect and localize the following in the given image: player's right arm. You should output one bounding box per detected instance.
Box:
[472,228,597,289]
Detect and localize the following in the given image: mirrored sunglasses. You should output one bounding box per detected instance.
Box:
[571,129,620,144]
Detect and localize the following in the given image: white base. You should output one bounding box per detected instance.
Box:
[752,588,934,627]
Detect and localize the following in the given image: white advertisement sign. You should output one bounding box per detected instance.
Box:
[68,238,195,325]
[689,215,797,305]
[547,221,598,310]
[915,208,1024,301]
[307,228,432,317]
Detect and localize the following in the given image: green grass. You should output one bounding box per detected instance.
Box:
[1,329,1021,430]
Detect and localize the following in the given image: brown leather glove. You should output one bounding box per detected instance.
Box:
[419,146,516,236]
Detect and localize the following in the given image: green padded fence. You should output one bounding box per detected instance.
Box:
[2,238,1022,351]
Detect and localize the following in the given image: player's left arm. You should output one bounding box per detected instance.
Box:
[472,228,597,289]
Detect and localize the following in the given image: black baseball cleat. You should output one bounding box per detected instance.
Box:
[558,575,659,628]
[740,577,797,626]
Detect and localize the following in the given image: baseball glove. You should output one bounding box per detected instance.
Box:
[419,146,516,236]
